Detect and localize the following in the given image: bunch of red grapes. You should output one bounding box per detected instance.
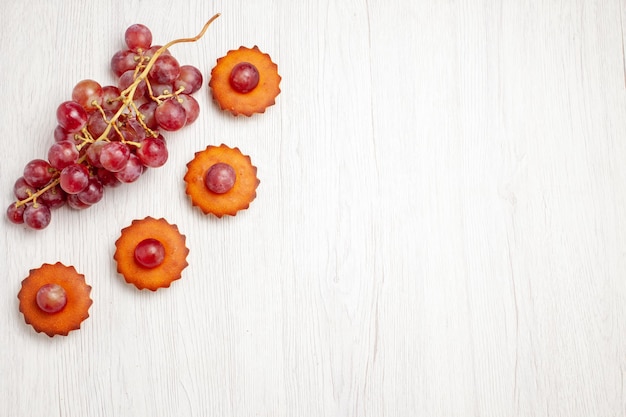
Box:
[6,23,204,230]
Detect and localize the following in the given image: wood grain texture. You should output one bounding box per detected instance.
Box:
[1,0,625,416]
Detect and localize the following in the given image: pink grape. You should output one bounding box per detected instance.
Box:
[23,159,54,188]
[72,79,103,112]
[174,65,203,94]
[204,163,236,194]
[155,98,186,131]
[229,62,260,93]
[56,101,88,133]
[23,204,52,230]
[125,24,152,51]
[148,54,180,84]
[36,284,67,313]
[6,203,25,224]
[59,163,89,194]
[100,142,131,172]
[114,154,144,183]
[136,135,168,167]
[48,140,79,170]
[134,238,165,268]
[179,94,200,125]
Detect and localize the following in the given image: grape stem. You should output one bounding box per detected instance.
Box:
[15,14,220,208]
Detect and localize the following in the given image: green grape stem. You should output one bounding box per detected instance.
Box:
[14,14,220,209]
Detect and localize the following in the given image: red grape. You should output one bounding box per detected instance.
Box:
[174,65,203,94]
[155,98,186,131]
[100,142,131,172]
[101,85,123,112]
[134,238,165,268]
[96,168,122,187]
[136,135,168,167]
[14,177,35,200]
[119,70,147,99]
[87,109,114,139]
[138,101,158,129]
[72,79,103,112]
[179,94,200,125]
[59,163,89,194]
[119,117,148,142]
[57,101,87,133]
[125,24,152,51]
[150,82,174,97]
[77,177,104,205]
[229,62,260,93]
[39,184,67,209]
[23,203,52,229]
[204,162,236,194]
[111,49,138,77]
[57,101,88,133]
[66,194,91,210]
[149,54,180,84]
[85,141,106,168]
[114,154,144,183]
[23,159,54,188]
[54,125,76,143]
[48,140,79,170]
[36,284,67,313]
[6,203,25,224]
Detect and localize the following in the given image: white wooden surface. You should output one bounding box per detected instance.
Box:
[1,0,625,416]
